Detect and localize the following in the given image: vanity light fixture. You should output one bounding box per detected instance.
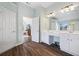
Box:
[69,5,78,11]
[47,11,56,17]
[60,4,77,13]
[69,5,75,10]
[47,4,78,17]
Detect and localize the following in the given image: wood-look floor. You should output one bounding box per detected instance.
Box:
[0,41,72,56]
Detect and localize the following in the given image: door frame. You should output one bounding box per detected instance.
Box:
[39,16,41,43]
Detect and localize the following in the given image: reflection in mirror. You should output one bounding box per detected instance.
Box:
[58,19,79,32]
[58,20,69,31]
[68,20,79,31]
[49,17,58,30]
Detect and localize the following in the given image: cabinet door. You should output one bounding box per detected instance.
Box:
[70,34,79,55]
[42,32,49,44]
[60,33,70,52]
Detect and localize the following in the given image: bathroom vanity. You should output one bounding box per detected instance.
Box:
[41,16,79,55]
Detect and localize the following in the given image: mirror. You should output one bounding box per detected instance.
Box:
[58,20,69,31]
[49,17,58,30]
[58,19,79,32]
[68,20,79,31]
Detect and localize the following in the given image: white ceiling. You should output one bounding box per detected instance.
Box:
[24,2,79,15]
[25,2,79,10]
[48,2,79,11]
[25,2,54,8]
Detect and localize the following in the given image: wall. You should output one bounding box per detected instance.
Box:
[17,3,36,44]
[34,6,49,42]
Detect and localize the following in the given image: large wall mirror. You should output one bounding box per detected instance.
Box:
[58,20,69,31]
[49,17,58,30]
[58,19,79,32]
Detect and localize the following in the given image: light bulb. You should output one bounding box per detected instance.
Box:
[52,13,56,16]
[65,8,70,12]
[60,10,64,13]
[69,6,75,11]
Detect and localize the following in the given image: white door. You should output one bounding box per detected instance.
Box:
[0,8,16,53]
[6,10,16,43]
[31,17,39,42]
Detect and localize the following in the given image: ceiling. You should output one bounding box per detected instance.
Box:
[25,2,54,8]
[25,2,79,10]
[24,2,79,16]
[48,2,79,11]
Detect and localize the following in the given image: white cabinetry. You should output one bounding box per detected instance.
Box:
[60,33,70,53]
[42,31,60,45]
[42,32,54,45]
[70,34,79,55]
[41,32,49,44]
[60,33,79,55]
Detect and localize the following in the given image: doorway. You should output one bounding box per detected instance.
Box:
[23,16,32,42]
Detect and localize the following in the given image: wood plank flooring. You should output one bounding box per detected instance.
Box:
[0,41,72,56]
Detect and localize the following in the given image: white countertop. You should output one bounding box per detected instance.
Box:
[43,30,79,35]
